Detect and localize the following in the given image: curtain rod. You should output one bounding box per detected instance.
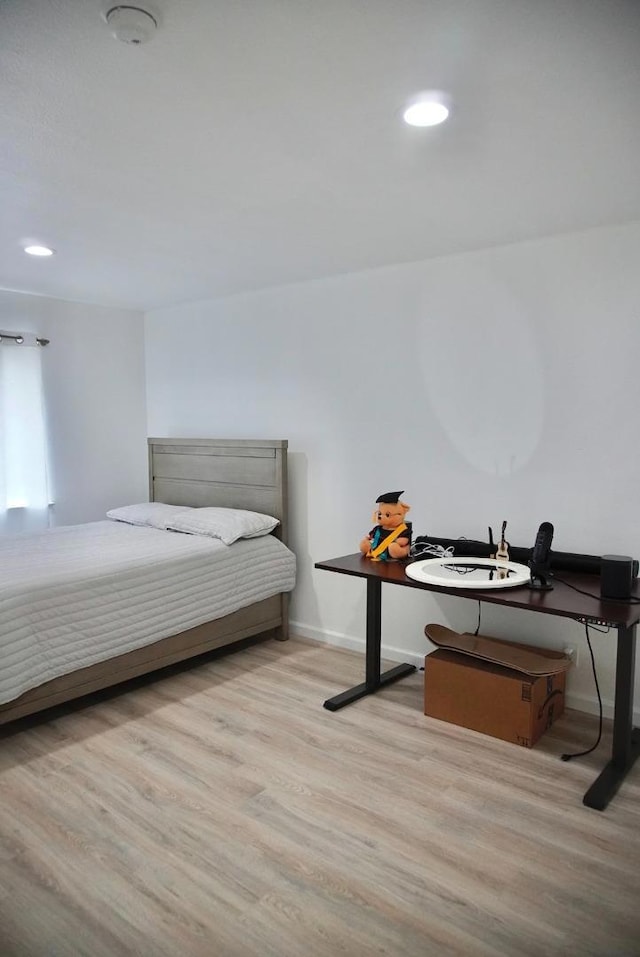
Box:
[0,332,50,346]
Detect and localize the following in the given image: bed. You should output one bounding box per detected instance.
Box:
[0,437,294,726]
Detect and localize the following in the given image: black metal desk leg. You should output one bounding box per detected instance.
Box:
[365,578,382,688]
[583,624,640,810]
[323,577,416,711]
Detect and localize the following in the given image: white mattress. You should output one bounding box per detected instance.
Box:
[0,520,296,705]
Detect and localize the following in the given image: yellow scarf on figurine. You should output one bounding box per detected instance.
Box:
[360,491,412,561]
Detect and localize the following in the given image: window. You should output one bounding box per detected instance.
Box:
[0,331,51,533]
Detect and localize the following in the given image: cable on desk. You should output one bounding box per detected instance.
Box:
[561,621,603,762]
[554,575,640,604]
[410,541,454,560]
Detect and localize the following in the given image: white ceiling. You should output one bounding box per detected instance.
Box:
[2,0,640,311]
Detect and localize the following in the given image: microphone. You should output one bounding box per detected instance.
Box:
[529,522,554,590]
[531,522,554,566]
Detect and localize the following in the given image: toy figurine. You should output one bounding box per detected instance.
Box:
[360,491,412,561]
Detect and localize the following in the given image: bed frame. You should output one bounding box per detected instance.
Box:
[0,438,290,726]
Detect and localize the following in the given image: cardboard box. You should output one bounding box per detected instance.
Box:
[424,644,566,748]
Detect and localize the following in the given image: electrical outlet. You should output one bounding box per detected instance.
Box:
[563,646,578,666]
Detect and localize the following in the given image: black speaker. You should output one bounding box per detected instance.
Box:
[600,555,634,600]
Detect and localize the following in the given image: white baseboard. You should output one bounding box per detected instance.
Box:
[291,620,425,670]
[290,620,638,723]
[564,690,615,721]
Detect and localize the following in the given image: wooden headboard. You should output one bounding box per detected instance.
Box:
[147,438,288,545]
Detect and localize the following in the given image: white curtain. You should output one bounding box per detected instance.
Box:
[0,336,51,534]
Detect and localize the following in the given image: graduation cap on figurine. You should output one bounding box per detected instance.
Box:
[373,491,411,525]
[376,491,404,504]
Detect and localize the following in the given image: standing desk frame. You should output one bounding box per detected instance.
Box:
[315,553,640,811]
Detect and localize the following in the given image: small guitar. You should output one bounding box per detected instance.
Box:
[496,520,509,578]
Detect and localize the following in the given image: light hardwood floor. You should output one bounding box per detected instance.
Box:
[1,636,639,957]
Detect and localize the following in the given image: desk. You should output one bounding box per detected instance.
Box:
[315,553,640,811]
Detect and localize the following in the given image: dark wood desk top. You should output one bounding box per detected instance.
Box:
[315,553,640,629]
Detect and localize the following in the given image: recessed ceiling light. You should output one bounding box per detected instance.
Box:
[24,245,55,256]
[403,93,450,127]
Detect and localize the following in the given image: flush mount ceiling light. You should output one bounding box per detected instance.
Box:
[403,92,450,127]
[104,5,158,45]
[24,245,55,256]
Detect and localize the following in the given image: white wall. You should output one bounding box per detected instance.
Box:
[144,221,640,719]
[0,290,148,525]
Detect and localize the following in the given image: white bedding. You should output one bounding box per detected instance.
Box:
[0,520,296,706]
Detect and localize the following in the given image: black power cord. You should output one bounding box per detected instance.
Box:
[561,621,603,761]
[553,575,640,605]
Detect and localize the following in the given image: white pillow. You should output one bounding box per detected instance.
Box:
[106,502,193,530]
[166,507,279,545]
